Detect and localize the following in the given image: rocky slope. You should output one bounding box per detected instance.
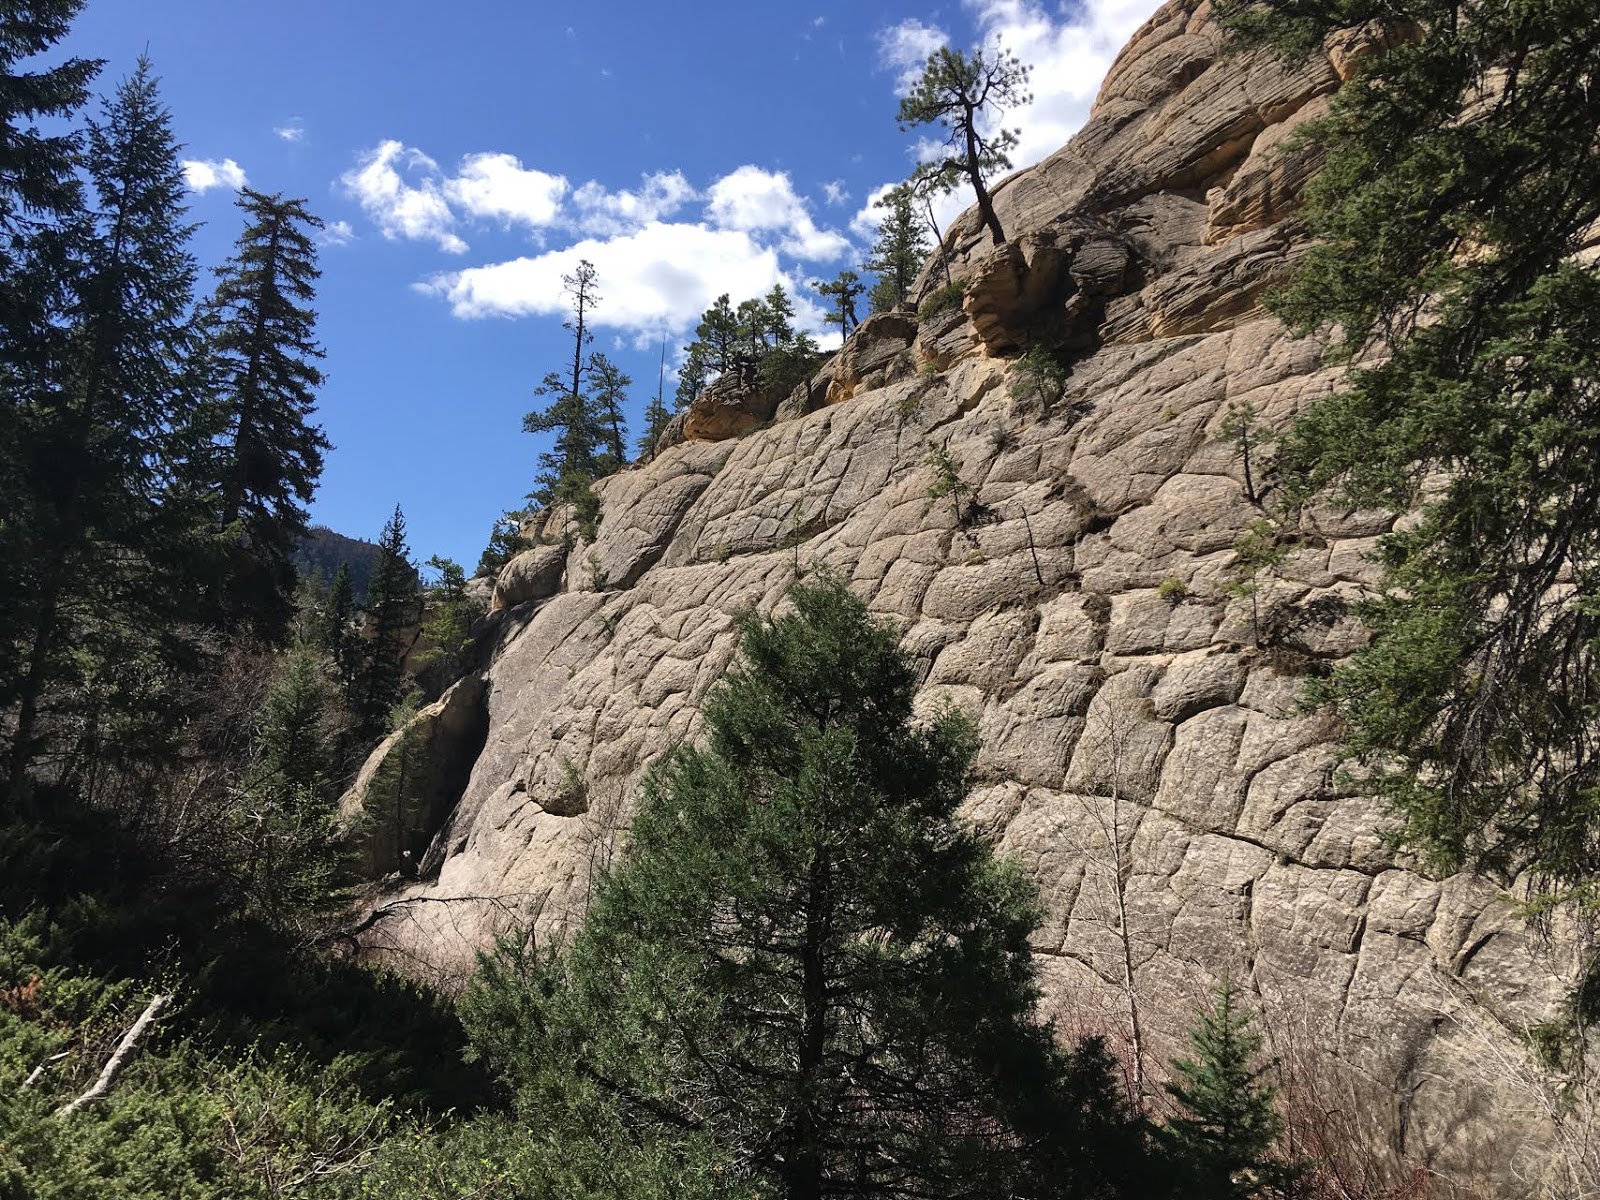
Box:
[349,2,1577,1189]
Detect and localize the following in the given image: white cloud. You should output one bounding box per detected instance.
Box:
[876,18,948,94]
[572,170,698,237]
[849,181,899,242]
[422,222,787,332]
[275,121,305,143]
[705,165,849,261]
[182,157,247,193]
[447,152,568,229]
[965,0,1162,173]
[821,179,849,207]
[319,219,356,247]
[340,140,466,253]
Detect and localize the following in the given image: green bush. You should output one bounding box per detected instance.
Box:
[918,279,967,319]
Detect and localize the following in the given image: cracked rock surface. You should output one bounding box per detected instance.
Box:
[354,3,1573,1189]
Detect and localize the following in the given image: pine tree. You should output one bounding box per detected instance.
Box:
[464,576,1158,1200]
[1212,0,1600,932]
[1164,983,1301,1199]
[354,505,419,743]
[4,57,201,795]
[867,183,930,313]
[814,269,864,337]
[476,510,530,577]
[523,260,607,525]
[414,555,479,695]
[584,350,630,471]
[763,282,796,346]
[672,341,710,411]
[898,46,1032,246]
[693,293,741,373]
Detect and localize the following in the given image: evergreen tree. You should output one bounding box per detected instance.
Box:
[637,341,673,456]
[1164,983,1301,1200]
[192,189,330,643]
[464,577,1158,1200]
[320,561,361,689]
[3,57,200,795]
[763,282,796,346]
[584,350,630,471]
[673,340,710,411]
[477,510,530,577]
[354,505,419,742]
[867,183,930,313]
[897,46,1032,246]
[414,555,479,695]
[1213,0,1600,940]
[814,269,864,337]
[524,260,608,522]
[693,292,742,373]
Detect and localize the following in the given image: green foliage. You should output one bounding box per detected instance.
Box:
[1164,982,1303,1199]
[919,278,967,319]
[1213,0,1600,902]
[1158,576,1191,604]
[413,556,482,694]
[475,510,530,578]
[320,562,362,690]
[524,259,615,511]
[192,189,330,643]
[1009,342,1071,410]
[1217,400,1263,505]
[867,183,931,314]
[353,506,420,742]
[897,45,1031,246]
[813,268,864,337]
[2,56,207,796]
[925,439,975,524]
[1224,520,1290,648]
[461,577,1161,1199]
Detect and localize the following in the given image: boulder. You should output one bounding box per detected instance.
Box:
[682,370,789,441]
[491,543,567,611]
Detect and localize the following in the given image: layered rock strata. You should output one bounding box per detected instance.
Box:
[349,2,1575,1189]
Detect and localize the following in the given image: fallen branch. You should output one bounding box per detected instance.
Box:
[54,993,171,1117]
[21,1051,69,1090]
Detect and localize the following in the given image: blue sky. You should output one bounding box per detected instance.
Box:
[63,0,1159,569]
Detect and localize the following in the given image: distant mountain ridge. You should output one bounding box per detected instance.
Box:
[292,525,386,599]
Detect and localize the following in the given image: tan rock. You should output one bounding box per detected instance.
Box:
[491,543,567,611]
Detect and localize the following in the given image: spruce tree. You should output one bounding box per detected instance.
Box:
[354,505,419,743]
[867,183,930,313]
[1164,983,1301,1200]
[4,57,200,794]
[464,577,1157,1200]
[192,189,330,642]
[897,46,1031,246]
[320,561,361,689]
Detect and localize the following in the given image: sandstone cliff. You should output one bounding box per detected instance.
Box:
[349,2,1579,1188]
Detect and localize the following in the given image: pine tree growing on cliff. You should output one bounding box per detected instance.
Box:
[898,45,1031,247]
[867,183,930,313]
[584,350,630,471]
[814,269,863,337]
[1212,0,1600,971]
[524,260,607,532]
[190,189,330,643]
[463,576,1162,1200]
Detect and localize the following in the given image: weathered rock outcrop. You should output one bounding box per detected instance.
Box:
[351,3,1576,1191]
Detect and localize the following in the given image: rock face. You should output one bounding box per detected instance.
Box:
[353,3,1574,1190]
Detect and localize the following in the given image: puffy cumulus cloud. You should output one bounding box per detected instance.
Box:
[705,165,849,261]
[966,0,1162,172]
[422,222,787,332]
[340,140,466,253]
[447,152,568,229]
[876,18,948,94]
[572,170,698,237]
[849,181,900,242]
[182,157,247,193]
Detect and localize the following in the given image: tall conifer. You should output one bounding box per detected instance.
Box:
[192,189,330,642]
